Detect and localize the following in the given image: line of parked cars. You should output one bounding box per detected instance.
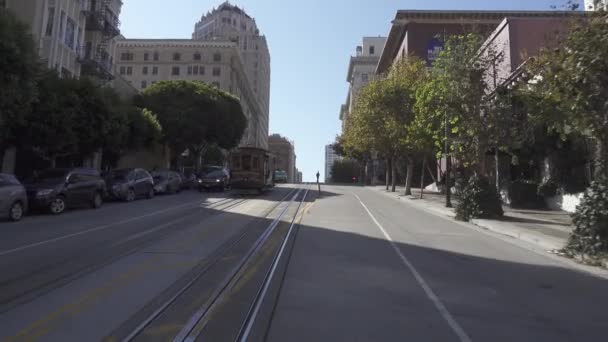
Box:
[0,166,232,222]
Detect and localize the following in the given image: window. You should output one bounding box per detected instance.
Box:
[153,52,159,61]
[64,18,75,48]
[120,52,134,61]
[200,66,205,75]
[193,52,201,61]
[126,66,132,75]
[193,65,199,75]
[142,66,148,75]
[242,155,251,171]
[45,7,55,36]
[172,66,180,75]
[253,157,260,170]
[119,66,126,75]
[141,80,147,89]
[152,66,158,75]
[362,73,369,82]
[187,66,192,75]
[144,52,149,61]
[213,53,221,62]
[173,52,181,61]
[369,45,375,55]
[212,67,221,76]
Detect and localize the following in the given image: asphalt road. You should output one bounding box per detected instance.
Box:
[267,185,608,342]
[0,186,295,341]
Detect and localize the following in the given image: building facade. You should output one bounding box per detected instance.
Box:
[114,39,268,150]
[193,2,271,123]
[268,134,296,183]
[340,36,386,131]
[325,144,341,183]
[5,0,122,79]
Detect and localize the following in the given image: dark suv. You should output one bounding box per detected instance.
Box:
[25,168,106,215]
[105,168,154,201]
[197,167,231,192]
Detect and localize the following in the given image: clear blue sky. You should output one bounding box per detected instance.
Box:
[120,0,581,182]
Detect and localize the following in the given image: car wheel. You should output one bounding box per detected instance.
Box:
[126,188,136,202]
[9,202,24,221]
[146,187,155,199]
[49,196,66,215]
[91,192,103,209]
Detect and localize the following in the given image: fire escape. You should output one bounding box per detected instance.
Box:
[79,0,121,80]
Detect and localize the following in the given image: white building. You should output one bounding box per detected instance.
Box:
[325,144,342,182]
[340,36,387,132]
[114,39,268,150]
[585,0,607,10]
[193,2,271,123]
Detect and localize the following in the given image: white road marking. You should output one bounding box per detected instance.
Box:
[355,194,472,342]
[0,200,205,257]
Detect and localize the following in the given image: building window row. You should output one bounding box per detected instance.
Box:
[119,66,133,75]
[126,51,205,62]
[187,65,206,75]
[120,52,134,61]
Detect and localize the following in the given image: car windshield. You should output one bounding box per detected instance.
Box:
[206,170,224,178]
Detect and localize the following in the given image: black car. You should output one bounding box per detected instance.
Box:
[105,168,154,201]
[25,168,106,215]
[197,167,230,192]
[151,170,183,194]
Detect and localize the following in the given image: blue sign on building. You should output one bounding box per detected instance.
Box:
[426,38,444,66]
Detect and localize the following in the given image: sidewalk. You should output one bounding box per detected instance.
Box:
[372,185,573,251]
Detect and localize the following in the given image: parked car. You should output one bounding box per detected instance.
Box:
[151,170,182,194]
[197,167,230,192]
[0,173,28,221]
[25,168,106,215]
[105,168,154,201]
[274,170,288,183]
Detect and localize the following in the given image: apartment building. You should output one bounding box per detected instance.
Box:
[114,39,268,150]
[325,144,342,183]
[268,134,296,183]
[193,2,271,122]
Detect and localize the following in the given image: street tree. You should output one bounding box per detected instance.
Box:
[136,80,247,170]
[0,9,39,151]
[525,12,608,180]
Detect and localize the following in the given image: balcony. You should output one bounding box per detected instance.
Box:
[83,7,121,38]
[77,45,114,80]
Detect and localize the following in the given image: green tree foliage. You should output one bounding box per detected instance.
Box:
[455,175,504,221]
[565,179,608,257]
[524,12,608,180]
[136,80,247,169]
[0,9,39,149]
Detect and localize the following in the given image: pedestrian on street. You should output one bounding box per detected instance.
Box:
[316,171,321,195]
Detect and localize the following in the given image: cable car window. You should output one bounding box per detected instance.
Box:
[242,155,252,171]
[252,157,260,169]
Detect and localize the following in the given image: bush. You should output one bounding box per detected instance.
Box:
[508,179,544,208]
[564,180,608,256]
[455,175,504,222]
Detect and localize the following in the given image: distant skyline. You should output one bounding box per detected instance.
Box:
[120,0,582,182]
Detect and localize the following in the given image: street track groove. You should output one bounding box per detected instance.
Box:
[110,187,305,342]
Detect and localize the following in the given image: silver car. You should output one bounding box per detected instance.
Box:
[0,173,28,221]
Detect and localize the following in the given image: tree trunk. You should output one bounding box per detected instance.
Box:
[420,157,426,199]
[426,162,437,184]
[391,157,397,193]
[495,149,500,192]
[404,157,414,196]
[445,155,452,208]
[385,158,391,191]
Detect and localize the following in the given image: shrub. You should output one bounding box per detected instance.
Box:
[565,180,608,256]
[456,175,504,221]
[508,179,544,208]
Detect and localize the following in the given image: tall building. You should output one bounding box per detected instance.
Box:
[268,134,296,183]
[325,144,341,182]
[585,0,607,10]
[5,0,122,79]
[193,2,271,124]
[340,37,386,132]
[114,39,268,149]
